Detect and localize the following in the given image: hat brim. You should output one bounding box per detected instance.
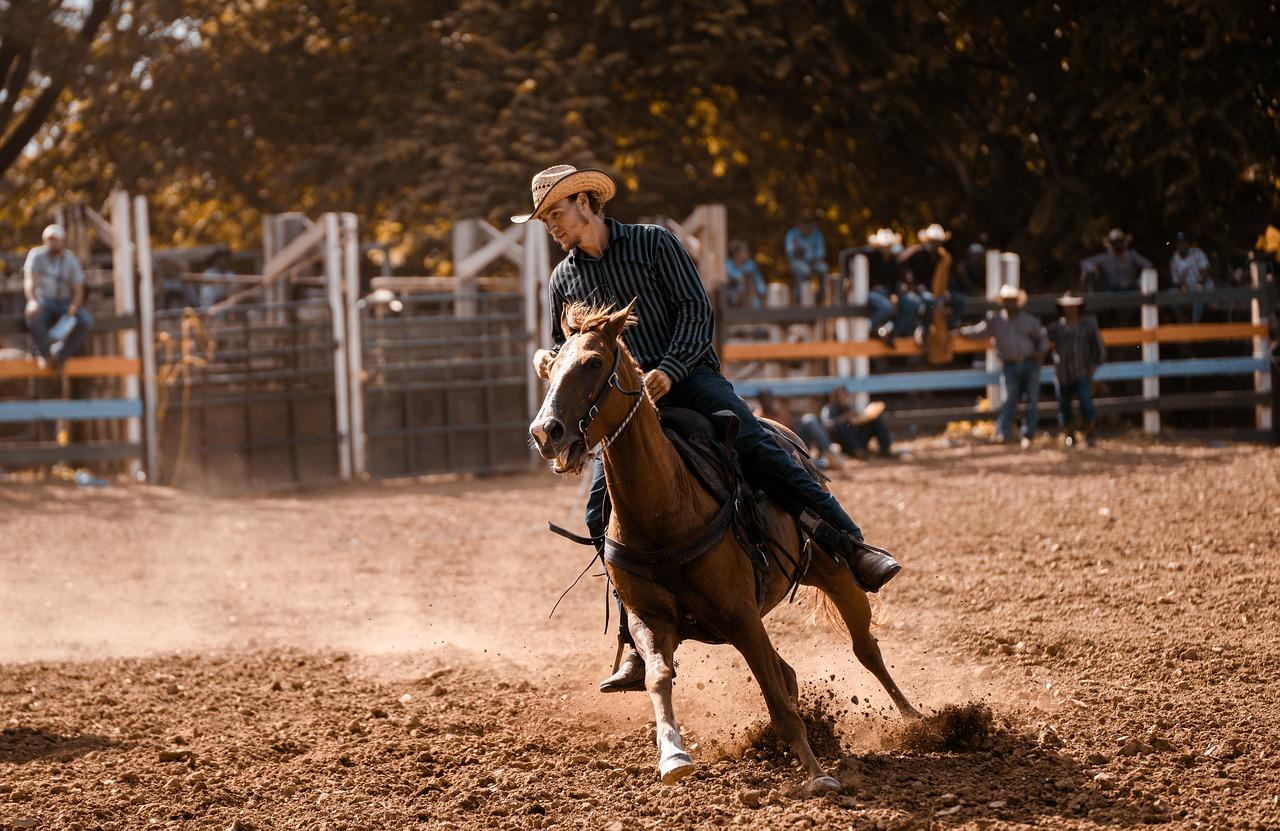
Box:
[1056,296,1085,307]
[511,169,617,224]
[998,288,1028,306]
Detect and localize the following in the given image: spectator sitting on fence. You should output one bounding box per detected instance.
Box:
[869,266,931,350]
[821,386,897,459]
[23,224,93,369]
[839,227,902,306]
[1046,292,1105,448]
[725,239,767,308]
[956,284,1047,448]
[1080,227,1153,293]
[784,213,828,305]
[1169,232,1213,323]
[754,389,846,470]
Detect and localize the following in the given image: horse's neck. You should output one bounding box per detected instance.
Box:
[601,395,709,547]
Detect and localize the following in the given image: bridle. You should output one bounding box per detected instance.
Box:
[575,344,645,452]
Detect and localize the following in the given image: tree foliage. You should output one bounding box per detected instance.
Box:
[2,0,1277,282]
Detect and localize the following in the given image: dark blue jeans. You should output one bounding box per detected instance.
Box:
[998,358,1041,440]
[831,418,893,455]
[27,298,94,362]
[1056,376,1097,426]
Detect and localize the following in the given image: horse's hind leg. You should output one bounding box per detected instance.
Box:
[732,617,838,794]
[629,615,693,784]
[816,565,920,718]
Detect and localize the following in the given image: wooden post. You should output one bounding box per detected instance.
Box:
[1141,267,1161,434]
[1250,258,1273,432]
[323,213,352,481]
[523,222,550,424]
[132,195,158,482]
[985,249,1002,408]
[341,212,366,479]
[452,218,479,317]
[851,254,871,412]
[111,191,142,478]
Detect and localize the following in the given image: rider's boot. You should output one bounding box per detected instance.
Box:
[600,646,646,693]
[798,510,901,593]
[599,597,646,693]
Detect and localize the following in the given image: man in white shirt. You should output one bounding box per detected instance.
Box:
[24,224,93,367]
[1169,232,1213,323]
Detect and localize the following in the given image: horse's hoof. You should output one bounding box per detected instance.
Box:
[660,752,694,784]
[805,775,840,795]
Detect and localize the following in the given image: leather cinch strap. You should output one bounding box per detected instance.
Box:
[602,497,736,583]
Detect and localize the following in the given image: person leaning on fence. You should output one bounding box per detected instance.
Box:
[1169,232,1213,323]
[753,389,846,471]
[821,386,897,459]
[784,214,828,305]
[1080,228,1153,293]
[725,239,767,308]
[1046,292,1105,448]
[23,224,93,369]
[956,284,1047,447]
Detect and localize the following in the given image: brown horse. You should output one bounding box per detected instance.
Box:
[530,301,919,794]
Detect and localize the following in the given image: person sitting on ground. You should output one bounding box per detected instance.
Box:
[1169,232,1213,323]
[784,214,828,305]
[24,224,93,369]
[754,389,846,470]
[821,386,896,459]
[1046,292,1105,448]
[1080,228,1153,293]
[956,284,1047,447]
[725,239,767,308]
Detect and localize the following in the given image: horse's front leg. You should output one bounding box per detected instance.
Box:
[629,614,693,784]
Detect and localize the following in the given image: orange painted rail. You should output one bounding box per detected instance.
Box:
[722,323,1266,362]
[0,356,142,379]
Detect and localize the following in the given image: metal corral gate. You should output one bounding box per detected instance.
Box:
[154,299,344,491]
[360,290,532,478]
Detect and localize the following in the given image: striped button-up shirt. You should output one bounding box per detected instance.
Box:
[1047,316,1105,384]
[548,218,718,383]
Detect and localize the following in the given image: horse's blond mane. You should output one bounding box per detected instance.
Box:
[563,301,635,335]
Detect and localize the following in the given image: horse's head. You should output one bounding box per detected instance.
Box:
[530,299,638,474]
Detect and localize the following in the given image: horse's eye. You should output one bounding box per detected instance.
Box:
[588,357,604,370]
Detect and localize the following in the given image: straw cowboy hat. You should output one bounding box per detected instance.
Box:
[853,400,886,426]
[998,284,1028,306]
[42,224,66,240]
[917,223,951,243]
[867,228,902,248]
[1056,291,1085,307]
[511,164,617,224]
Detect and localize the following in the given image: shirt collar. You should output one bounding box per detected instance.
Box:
[570,218,628,264]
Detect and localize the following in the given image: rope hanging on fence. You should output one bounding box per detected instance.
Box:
[154,307,217,486]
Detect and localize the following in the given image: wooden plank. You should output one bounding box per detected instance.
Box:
[883,390,1268,429]
[341,212,366,479]
[112,190,142,477]
[1101,323,1266,346]
[134,194,159,482]
[0,356,142,379]
[0,398,143,423]
[323,213,352,481]
[0,441,141,466]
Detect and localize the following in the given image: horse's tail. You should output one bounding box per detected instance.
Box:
[802,585,888,636]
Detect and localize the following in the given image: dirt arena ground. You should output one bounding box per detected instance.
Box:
[3,437,1279,830]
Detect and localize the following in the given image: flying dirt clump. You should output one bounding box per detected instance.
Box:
[888,702,996,752]
[739,688,847,763]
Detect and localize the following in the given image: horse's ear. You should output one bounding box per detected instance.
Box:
[604,297,636,343]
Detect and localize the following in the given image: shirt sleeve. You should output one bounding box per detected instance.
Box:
[22,249,37,295]
[547,272,567,356]
[1034,320,1048,354]
[784,229,799,259]
[652,228,714,383]
[958,313,991,339]
[814,232,826,261]
[1133,250,1154,271]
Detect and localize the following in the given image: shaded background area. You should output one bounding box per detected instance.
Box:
[1,1,1278,284]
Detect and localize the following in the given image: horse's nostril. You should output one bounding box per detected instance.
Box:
[546,419,565,443]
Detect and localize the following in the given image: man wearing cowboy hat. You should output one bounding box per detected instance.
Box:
[838,227,902,301]
[956,284,1047,446]
[24,224,93,368]
[518,164,900,692]
[1080,228,1153,293]
[1046,292,1105,447]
